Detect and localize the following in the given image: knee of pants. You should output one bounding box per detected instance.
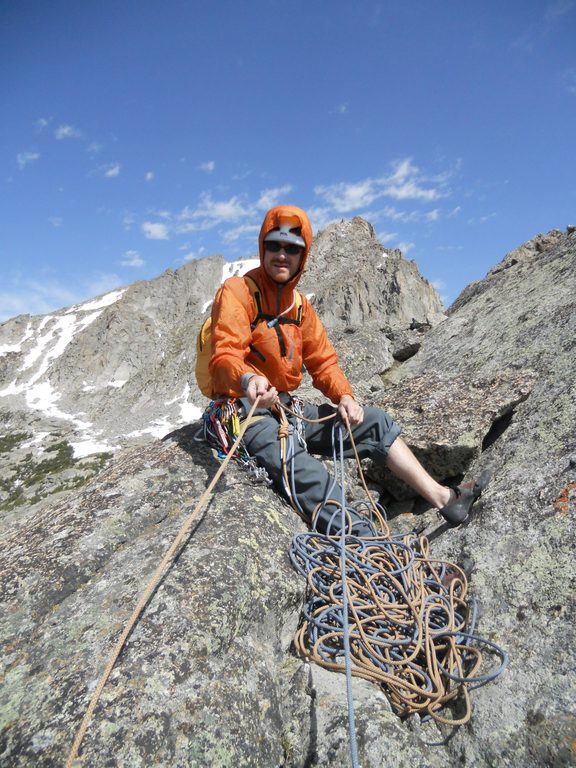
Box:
[350,407,402,463]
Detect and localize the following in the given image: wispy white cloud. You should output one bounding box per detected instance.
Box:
[380,205,420,223]
[142,221,170,240]
[434,244,464,253]
[48,216,63,227]
[546,0,574,18]
[314,158,450,214]
[104,163,121,178]
[137,188,305,250]
[36,117,52,131]
[199,160,215,173]
[0,272,122,322]
[383,158,448,201]
[120,250,145,267]
[86,142,103,154]
[173,188,305,242]
[562,68,576,95]
[315,178,379,213]
[222,224,260,243]
[512,1,574,50]
[467,212,497,225]
[16,151,40,170]
[256,185,293,210]
[185,193,251,222]
[145,171,155,181]
[306,206,339,232]
[376,230,399,245]
[54,124,83,140]
[136,172,446,258]
[363,203,442,226]
[397,240,415,255]
[123,212,136,229]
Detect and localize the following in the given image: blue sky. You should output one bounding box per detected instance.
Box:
[1,0,575,322]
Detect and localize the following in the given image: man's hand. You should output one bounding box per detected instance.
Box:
[244,375,279,408]
[337,394,364,426]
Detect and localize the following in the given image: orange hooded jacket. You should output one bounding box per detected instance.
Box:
[208,205,354,403]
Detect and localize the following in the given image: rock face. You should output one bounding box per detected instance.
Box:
[297,217,445,402]
[299,217,445,331]
[1,224,575,767]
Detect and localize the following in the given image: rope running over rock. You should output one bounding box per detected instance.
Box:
[65,397,263,768]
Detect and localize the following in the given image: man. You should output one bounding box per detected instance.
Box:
[208,205,484,533]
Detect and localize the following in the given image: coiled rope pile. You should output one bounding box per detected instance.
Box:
[290,528,507,723]
[279,410,508,728]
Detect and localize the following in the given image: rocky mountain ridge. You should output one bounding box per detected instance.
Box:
[1,221,575,767]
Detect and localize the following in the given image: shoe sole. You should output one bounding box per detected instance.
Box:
[472,468,494,498]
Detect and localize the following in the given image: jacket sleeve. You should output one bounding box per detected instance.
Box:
[208,279,260,397]
[301,299,354,403]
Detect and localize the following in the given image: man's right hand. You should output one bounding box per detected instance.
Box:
[244,375,279,408]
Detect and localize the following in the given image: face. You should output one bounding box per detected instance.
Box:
[263,241,303,283]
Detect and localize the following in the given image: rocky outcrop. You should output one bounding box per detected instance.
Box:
[300,217,445,331]
[1,225,575,767]
[365,370,538,500]
[381,226,576,765]
[449,228,565,313]
[296,217,446,402]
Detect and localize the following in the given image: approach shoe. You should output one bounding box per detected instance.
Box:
[439,469,493,527]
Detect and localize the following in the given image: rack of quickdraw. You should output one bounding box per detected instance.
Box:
[202,398,272,484]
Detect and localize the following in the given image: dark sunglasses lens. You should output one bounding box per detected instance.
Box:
[266,242,302,255]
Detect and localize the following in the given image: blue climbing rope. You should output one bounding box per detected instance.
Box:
[335,422,360,768]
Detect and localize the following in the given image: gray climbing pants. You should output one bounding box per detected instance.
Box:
[240,399,401,535]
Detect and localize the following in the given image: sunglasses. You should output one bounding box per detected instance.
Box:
[265,242,303,255]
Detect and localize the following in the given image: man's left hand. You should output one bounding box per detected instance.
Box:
[337,395,364,426]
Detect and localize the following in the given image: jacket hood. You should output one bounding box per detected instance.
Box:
[258,205,313,288]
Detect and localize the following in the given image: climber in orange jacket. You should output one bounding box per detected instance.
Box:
[208,205,486,531]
